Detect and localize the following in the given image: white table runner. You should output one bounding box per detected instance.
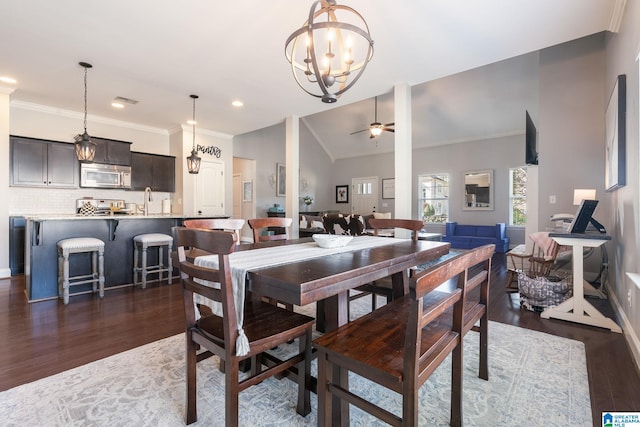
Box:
[194,236,404,355]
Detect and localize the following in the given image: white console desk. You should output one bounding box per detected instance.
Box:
[543,232,621,333]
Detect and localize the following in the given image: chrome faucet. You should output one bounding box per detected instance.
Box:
[143,187,152,216]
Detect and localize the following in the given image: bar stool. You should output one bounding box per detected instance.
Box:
[57,237,105,305]
[133,233,173,289]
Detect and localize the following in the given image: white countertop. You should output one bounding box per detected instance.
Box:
[24,213,193,220]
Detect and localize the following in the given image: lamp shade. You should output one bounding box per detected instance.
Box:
[573,189,596,205]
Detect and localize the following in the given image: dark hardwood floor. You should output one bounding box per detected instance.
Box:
[1,253,639,425]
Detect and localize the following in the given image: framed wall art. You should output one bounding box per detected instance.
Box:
[276,163,286,197]
[336,185,349,203]
[242,180,253,202]
[605,74,626,191]
[381,178,395,199]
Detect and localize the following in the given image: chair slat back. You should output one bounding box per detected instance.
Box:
[405,244,495,383]
[368,218,424,241]
[174,227,239,339]
[183,218,245,243]
[248,217,292,242]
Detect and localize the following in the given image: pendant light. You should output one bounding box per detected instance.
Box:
[186,94,201,174]
[74,62,97,161]
[285,0,374,103]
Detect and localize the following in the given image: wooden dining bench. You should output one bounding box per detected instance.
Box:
[314,244,495,426]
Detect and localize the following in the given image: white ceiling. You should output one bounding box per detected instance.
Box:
[0,1,621,159]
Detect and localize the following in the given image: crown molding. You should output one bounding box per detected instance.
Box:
[0,85,16,95]
[11,100,169,135]
[178,123,232,140]
[608,0,627,33]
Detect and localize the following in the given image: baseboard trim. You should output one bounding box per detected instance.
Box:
[0,268,12,279]
[609,288,640,374]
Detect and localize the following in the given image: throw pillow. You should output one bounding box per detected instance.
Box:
[373,212,392,219]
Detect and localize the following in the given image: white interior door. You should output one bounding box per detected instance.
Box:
[351,176,378,214]
[195,160,225,215]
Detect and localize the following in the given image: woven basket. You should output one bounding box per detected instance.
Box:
[518,272,572,312]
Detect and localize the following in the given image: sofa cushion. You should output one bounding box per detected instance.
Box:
[305,215,324,229]
[456,225,477,236]
[475,226,496,237]
[373,212,392,219]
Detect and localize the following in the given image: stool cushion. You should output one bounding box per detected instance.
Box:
[134,233,173,245]
[57,237,105,250]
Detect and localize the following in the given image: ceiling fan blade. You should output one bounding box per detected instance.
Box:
[350,129,370,135]
[384,128,395,133]
[384,122,394,127]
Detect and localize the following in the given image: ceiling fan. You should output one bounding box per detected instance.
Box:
[350,96,394,138]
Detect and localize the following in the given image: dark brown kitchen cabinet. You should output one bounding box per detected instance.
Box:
[90,137,131,166]
[10,136,79,188]
[131,152,175,192]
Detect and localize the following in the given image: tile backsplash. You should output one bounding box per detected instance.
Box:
[9,187,171,215]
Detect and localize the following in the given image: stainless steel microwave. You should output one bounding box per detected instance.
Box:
[80,163,131,189]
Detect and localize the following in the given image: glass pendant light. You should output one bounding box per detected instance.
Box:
[74,62,97,161]
[186,94,201,174]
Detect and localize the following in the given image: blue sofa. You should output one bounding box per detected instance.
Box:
[443,222,509,253]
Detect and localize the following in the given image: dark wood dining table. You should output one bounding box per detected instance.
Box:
[243,237,451,332]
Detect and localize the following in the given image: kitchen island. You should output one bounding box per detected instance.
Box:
[23,214,227,301]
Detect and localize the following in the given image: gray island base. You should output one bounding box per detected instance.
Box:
[24,214,226,302]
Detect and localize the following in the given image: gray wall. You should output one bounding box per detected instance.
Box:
[604,0,640,366]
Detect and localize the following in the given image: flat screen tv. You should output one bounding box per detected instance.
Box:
[568,200,606,233]
[525,110,538,165]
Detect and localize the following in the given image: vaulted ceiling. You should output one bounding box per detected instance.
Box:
[0,1,623,159]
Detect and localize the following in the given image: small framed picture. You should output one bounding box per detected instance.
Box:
[242,180,253,202]
[381,178,395,199]
[336,185,349,203]
[276,163,286,197]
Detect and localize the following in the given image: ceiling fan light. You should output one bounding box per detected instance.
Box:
[370,127,383,137]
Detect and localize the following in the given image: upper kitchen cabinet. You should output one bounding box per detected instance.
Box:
[10,136,79,188]
[90,137,131,166]
[131,152,175,192]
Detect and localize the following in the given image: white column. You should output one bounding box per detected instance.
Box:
[285,116,300,238]
[0,85,15,277]
[394,83,412,237]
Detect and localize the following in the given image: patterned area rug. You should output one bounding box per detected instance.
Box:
[0,310,591,427]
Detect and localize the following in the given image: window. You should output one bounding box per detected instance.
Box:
[509,167,527,225]
[418,174,449,223]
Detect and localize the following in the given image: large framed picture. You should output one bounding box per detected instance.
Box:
[605,74,626,191]
[276,163,286,197]
[336,185,349,203]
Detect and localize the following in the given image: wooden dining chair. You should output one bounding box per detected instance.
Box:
[314,244,495,427]
[349,218,425,313]
[183,218,245,244]
[247,217,292,242]
[175,227,314,426]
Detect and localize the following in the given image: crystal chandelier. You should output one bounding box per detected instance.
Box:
[285,0,374,103]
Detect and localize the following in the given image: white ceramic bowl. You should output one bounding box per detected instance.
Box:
[312,234,353,248]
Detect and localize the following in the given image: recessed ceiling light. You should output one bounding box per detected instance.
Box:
[187,120,197,125]
[232,100,244,107]
[111,102,124,109]
[0,76,17,84]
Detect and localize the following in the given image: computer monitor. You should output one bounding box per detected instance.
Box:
[568,200,606,233]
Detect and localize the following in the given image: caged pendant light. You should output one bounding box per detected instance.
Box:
[186,94,201,174]
[285,0,374,103]
[74,62,97,161]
